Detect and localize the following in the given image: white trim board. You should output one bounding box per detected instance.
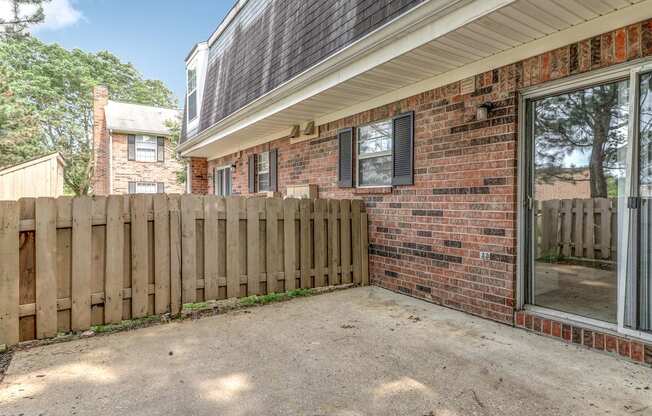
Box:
[316,0,652,126]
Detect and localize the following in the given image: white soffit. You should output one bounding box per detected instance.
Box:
[183,0,651,159]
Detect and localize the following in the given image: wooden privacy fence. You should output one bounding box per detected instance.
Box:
[537,198,617,261]
[0,195,369,346]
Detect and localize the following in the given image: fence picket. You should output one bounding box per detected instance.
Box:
[105,195,124,324]
[283,198,298,291]
[246,198,262,295]
[154,194,171,314]
[299,199,311,288]
[169,195,182,314]
[35,198,57,339]
[351,200,362,285]
[71,196,92,331]
[340,200,352,284]
[203,196,219,301]
[0,201,19,346]
[314,200,327,288]
[561,199,573,258]
[130,195,149,318]
[181,195,197,303]
[226,197,240,298]
[329,200,340,285]
[585,198,595,259]
[266,198,282,293]
[361,212,369,286]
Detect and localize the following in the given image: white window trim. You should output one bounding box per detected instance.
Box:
[257,151,270,192]
[214,165,232,196]
[135,135,158,163]
[517,57,652,344]
[356,119,393,188]
[135,182,158,194]
[187,68,198,123]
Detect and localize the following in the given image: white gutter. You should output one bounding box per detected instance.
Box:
[178,0,515,156]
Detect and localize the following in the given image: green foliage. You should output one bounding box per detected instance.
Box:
[90,316,161,334]
[182,302,208,310]
[0,0,48,39]
[239,288,313,306]
[0,36,177,194]
[165,119,187,185]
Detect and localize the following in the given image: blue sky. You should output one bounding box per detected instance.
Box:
[31,0,233,106]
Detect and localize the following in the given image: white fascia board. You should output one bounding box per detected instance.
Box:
[178,0,515,156]
[316,0,652,125]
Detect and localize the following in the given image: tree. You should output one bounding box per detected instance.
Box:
[534,81,629,198]
[0,36,177,194]
[165,119,187,186]
[0,0,49,38]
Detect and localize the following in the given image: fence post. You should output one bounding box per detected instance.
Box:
[0,201,20,346]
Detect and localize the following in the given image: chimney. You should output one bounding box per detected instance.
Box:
[92,85,109,195]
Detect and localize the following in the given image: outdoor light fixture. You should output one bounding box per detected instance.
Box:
[476,102,494,121]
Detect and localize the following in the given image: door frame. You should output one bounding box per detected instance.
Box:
[516,58,652,342]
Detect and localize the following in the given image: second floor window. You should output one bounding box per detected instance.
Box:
[187,68,197,122]
[128,135,165,162]
[135,136,157,162]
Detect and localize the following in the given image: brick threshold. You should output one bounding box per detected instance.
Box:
[515,310,652,368]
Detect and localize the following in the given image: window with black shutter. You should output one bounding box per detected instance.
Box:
[269,148,278,192]
[352,112,414,188]
[338,128,353,188]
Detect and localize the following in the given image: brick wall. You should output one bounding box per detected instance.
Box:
[190,157,208,195]
[110,134,185,194]
[199,19,652,326]
[92,86,109,195]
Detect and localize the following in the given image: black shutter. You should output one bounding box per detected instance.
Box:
[337,128,353,188]
[392,112,414,186]
[128,181,136,194]
[128,135,136,161]
[157,137,165,162]
[269,148,278,192]
[157,182,165,193]
[248,154,256,194]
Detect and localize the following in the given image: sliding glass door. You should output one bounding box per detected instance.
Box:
[636,71,652,331]
[523,61,652,337]
[528,79,629,324]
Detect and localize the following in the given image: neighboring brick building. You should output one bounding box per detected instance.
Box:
[91,86,184,195]
[179,0,652,366]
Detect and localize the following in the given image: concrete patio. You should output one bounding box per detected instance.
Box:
[1,287,650,416]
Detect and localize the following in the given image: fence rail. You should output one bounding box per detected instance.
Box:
[537,198,617,261]
[0,195,369,346]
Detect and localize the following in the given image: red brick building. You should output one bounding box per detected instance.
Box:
[178,0,652,366]
[91,86,184,195]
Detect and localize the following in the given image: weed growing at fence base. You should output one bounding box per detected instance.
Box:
[182,302,209,310]
[91,316,162,334]
[239,288,312,306]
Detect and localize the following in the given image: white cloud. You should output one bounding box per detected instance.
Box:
[0,0,83,32]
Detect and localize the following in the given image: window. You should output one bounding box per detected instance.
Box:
[214,166,232,196]
[128,182,162,194]
[135,136,158,162]
[357,120,393,187]
[257,151,270,192]
[187,68,197,122]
